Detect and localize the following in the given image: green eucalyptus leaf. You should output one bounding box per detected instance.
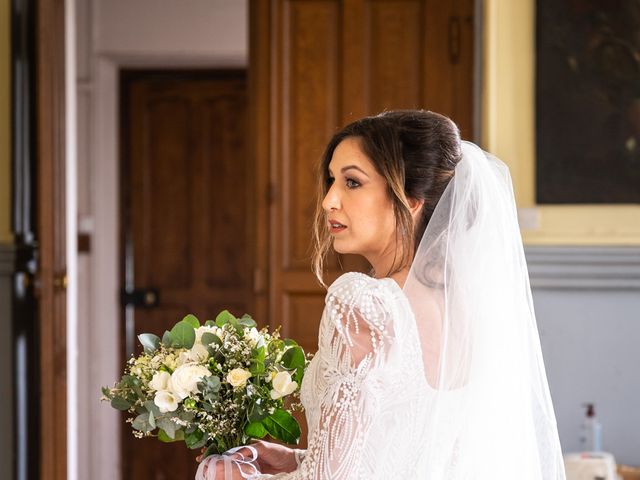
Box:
[138,333,161,353]
[158,429,175,442]
[182,314,200,328]
[215,310,235,327]
[282,346,305,370]
[157,418,177,439]
[158,426,184,442]
[170,321,196,349]
[148,410,156,429]
[201,332,222,347]
[245,421,268,439]
[162,330,173,347]
[204,320,215,327]
[238,316,257,328]
[144,400,161,417]
[178,410,196,423]
[132,412,154,433]
[283,338,298,347]
[202,375,221,392]
[110,397,131,411]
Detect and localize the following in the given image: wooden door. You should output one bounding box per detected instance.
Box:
[251,0,475,362]
[36,0,68,478]
[120,70,252,480]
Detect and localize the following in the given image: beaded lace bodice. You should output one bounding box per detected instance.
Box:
[252,272,433,479]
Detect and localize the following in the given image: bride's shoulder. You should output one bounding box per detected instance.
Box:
[324,272,400,340]
[327,271,399,305]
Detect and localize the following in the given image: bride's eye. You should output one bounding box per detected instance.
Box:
[346,178,361,189]
[325,176,335,187]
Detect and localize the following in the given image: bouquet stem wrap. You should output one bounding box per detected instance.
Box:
[195,446,260,480]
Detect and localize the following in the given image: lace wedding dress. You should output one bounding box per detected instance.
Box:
[253,271,446,479]
[251,142,566,479]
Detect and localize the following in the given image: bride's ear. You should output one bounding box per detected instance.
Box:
[408,197,425,222]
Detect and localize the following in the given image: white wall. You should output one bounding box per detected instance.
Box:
[527,247,640,466]
[74,2,247,479]
[95,0,246,59]
[537,289,640,464]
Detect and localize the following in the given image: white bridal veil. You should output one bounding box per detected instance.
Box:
[403,141,566,479]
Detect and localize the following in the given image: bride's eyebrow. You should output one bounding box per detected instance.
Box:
[327,165,370,178]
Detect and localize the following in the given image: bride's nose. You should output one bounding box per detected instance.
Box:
[322,184,341,212]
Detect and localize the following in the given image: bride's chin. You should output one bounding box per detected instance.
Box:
[331,240,346,254]
[332,240,355,255]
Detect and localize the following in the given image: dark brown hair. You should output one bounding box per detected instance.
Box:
[312,110,462,285]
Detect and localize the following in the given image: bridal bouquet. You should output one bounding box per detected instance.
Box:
[102,311,308,457]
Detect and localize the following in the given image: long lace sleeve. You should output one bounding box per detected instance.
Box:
[252,273,396,480]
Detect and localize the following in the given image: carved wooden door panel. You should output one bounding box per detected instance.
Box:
[120,70,252,480]
[251,0,475,449]
[252,0,475,361]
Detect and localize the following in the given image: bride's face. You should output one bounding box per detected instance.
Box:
[322,137,397,260]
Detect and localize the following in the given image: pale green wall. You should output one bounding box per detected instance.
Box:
[0,0,10,243]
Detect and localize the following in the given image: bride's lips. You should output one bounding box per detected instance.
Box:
[327,219,347,234]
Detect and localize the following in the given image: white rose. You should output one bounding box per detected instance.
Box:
[149,371,171,391]
[169,363,211,400]
[176,350,191,367]
[270,371,298,399]
[226,368,252,388]
[154,390,179,413]
[176,345,209,366]
[177,343,209,366]
[188,343,209,362]
[246,327,262,347]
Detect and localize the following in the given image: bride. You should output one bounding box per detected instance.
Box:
[198,110,566,479]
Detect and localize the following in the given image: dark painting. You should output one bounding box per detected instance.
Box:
[536,0,640,203]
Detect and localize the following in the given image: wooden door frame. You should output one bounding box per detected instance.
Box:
[35,0,67,478]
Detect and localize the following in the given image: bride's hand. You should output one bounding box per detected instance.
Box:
[196,449,258,480]
[201,460,248,480]
[249,440,298,474]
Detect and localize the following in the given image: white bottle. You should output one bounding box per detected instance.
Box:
[579,403,602,452]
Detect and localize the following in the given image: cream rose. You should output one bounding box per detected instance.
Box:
[270,371,298,399]
[169,363,211,400]
[154,390,179,413]
[149,371,171,391]
[226,368,252,388]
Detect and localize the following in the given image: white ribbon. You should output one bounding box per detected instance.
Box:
[195,445,260,480]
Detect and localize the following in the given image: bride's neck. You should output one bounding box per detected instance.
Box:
[369,254,410,288]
